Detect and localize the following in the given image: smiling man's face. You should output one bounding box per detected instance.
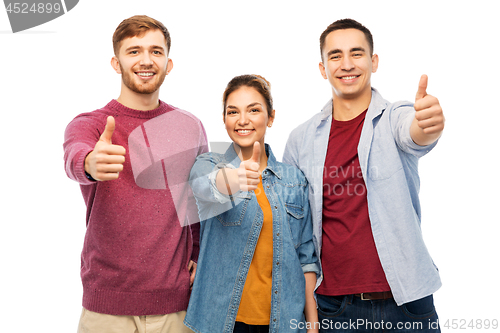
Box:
[319,28,378,102]
[112,29,172,95]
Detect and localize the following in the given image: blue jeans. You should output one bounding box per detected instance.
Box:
[317,294,440,332]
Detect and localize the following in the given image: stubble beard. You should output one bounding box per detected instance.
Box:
[120,63,167,95]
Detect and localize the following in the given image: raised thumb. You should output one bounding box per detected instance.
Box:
[415,74,428,101]
[251,141,261,165]
[100,116,115,143]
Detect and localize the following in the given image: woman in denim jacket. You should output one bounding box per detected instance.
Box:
[184,75,319,333]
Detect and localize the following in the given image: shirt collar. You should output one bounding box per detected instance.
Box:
[320,87,389,122]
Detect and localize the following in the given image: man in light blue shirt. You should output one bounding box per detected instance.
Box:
[283,19,444,332]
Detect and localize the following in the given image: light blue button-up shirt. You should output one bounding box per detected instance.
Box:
[283,88,441,306]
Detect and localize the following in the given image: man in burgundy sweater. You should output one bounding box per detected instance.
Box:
[63,15,207,332]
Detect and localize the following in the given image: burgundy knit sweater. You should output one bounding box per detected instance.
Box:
[63,100,208,315]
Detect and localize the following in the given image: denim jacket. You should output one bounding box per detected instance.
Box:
[283,88,441,306]
[184,144,319,333]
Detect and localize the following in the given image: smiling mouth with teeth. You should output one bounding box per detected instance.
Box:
[340,75,359,80]
[136,72,155,77]
[236,129,254,134]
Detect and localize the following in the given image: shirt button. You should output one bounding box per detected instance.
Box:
[274,206,278,209]
[276,262,279,265]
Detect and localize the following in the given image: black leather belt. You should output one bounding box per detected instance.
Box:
[354,291,393,300]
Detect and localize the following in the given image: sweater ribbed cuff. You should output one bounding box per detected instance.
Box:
[75,148,95,185]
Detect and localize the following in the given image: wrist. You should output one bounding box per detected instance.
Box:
[216,168,239,195]
[85,171,96,181]
[84,151,96,181]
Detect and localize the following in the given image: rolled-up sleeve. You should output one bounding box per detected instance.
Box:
[189,154,249,222]
[297,182,320,276]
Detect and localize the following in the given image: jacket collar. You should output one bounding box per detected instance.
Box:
[223,143,282,179]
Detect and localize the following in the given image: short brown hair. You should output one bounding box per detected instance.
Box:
[319,18,373,60]
[112,15,171,56]
[222,75,274,121]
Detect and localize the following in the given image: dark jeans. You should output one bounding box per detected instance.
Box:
[233,321,270,333]
[317,294,440,332]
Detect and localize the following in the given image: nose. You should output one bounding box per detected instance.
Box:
[140,52,153,66]
[237,112,249,126]
[340,56,355,71]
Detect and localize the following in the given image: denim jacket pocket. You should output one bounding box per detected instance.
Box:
[215,197,250,226]
[285,203,304,248]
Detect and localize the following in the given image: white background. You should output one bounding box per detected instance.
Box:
[1,1,499,331]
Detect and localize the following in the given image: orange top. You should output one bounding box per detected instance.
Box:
[236,179,274,325]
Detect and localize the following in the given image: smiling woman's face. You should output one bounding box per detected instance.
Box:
[224,86,274,152]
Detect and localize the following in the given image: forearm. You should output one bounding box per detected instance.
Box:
[304,271,319,333]
[63,115,101,184]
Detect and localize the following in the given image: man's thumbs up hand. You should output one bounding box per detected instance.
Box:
[411,75,445,145]
[85,116,127,181]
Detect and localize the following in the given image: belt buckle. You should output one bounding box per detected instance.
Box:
[360,293,370,301]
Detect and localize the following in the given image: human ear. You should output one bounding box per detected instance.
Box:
[166,58,173,75]
[371,54,379,73]
[319,61,328,79]
[111,56,121,74]
[267,109,276,127]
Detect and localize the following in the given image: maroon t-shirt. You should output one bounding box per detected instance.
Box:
[316,110,391,296]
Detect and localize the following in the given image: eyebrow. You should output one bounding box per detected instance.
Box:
[226,102,262,110]
[247,102,262,108]
[124,45,166,52]
[327,47,366,57]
